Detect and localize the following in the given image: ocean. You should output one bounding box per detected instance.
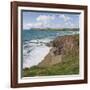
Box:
[22,30,79,68]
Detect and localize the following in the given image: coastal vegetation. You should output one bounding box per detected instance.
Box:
[23,34,79,77]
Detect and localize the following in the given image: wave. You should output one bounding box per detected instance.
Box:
[23,45,51,68]
[23,38,52,69]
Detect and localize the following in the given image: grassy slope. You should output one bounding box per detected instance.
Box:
[23,35,79,77]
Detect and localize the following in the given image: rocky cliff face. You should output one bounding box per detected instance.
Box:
[38,35,79,67]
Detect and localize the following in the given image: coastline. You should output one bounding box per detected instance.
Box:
[23,34,79,77]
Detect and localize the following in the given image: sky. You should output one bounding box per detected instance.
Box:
[22,10,80,30]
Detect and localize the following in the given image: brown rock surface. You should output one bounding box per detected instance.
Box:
[38,35,79,67]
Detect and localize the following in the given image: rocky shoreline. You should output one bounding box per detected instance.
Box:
[38,35,79,67]
[23,34,79,77]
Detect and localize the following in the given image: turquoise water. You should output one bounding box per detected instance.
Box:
[22,30,78,42]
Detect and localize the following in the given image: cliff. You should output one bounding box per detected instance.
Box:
[38,35,79,67]
[23,35,79,77]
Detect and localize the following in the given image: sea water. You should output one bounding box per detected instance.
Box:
[22,30,79,68]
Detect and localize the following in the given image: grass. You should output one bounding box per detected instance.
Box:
[23,50,79,77]
[23,35,79,77]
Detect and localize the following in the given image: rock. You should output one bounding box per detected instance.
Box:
[38,49,62,67]
[52,35,79,55]
[38,35,79,67]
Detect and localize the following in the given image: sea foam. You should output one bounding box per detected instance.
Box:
[23,39,52,69]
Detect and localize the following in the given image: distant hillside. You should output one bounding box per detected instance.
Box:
[30,28,79,31]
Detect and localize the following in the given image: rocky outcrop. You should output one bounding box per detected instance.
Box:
[52,35,79,55]
[38,49,62,67]
[38,35,79,67]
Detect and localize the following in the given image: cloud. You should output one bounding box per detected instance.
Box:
[59,14,71,22]
[34,15,55,29]
[36,15,55,22]
[64,21,79,28]
[23,15,56,29]
[23,22,49,29]
[23,14,79,29]
[31,22,43,28]
[58,14,78,28]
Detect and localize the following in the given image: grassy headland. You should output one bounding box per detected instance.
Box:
[23,34,79,77]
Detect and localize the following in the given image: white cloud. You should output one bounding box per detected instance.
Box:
[36,15,55,22]
[23,24,31,29]
[58,14,78,28]
[23,15,56,29]
[64,21,78,28]
[59,14,71,22]
[23,14,78,29]
[32,22,43,28]
[23,22,47,29]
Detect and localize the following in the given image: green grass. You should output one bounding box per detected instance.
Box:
[23,35,79,77]
[23,51,79,77]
